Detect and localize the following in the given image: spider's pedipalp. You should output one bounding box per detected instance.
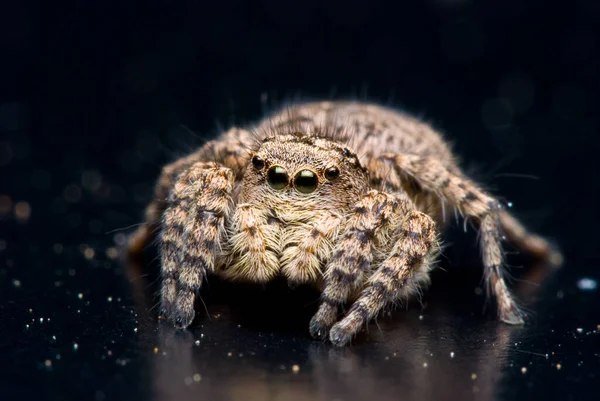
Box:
[222,204,281,283]
[329,210,437,346]
[160,162,234,328]
[281,213,343,285]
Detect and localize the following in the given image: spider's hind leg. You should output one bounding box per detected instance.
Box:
[499,210,563,267]
[375,153,562,325]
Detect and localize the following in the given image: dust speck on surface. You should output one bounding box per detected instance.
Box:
[15,201,31,222]
[105,247,119,260]
[84,248,95,260]
[576,277,597,291]
[0,194,12,215]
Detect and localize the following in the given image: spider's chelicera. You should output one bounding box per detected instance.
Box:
[128,101,562,346]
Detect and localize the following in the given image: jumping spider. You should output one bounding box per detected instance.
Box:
[128,101,561,346]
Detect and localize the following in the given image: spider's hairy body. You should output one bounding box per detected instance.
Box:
[128,101,561,346]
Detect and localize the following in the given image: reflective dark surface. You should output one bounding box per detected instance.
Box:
[2,231,599,401]
[1,1,599,400]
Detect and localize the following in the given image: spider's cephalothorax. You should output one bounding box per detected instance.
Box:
[128,101,562,346]
[223,134,371,285]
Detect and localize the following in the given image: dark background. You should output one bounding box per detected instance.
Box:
[1,1,599,401]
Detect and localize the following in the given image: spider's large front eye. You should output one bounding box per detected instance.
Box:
[293,170,318,194]
[267,166,289,190]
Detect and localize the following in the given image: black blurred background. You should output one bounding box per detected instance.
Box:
[3,0,599,250]
[1,1,599,401]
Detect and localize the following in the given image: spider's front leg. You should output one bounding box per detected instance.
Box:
[309,191,406,341]
[329,209,438,346]
[160,162,234,328]
[127,151,207,258]
[127,127,252,259]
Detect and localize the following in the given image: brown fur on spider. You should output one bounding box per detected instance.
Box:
[128,101,562,346]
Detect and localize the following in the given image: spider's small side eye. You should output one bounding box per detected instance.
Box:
[294,170,319,194]
[324,167,340,181]
[251,155,265,169]
[267,166,289,190]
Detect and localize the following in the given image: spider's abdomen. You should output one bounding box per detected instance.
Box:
[254,101,454,226]
[257,101,457,169]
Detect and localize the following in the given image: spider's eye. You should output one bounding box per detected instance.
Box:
[267,166,289,190]
[293,170,318,194]
[251,155,265,169]
[324,167,340,181]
